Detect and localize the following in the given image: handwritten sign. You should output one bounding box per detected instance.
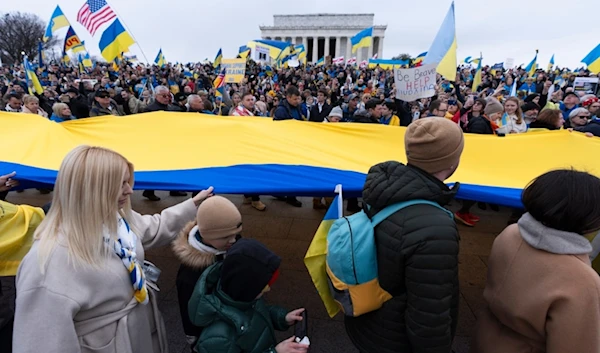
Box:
[221,59,246,83]
[394,64,437,101]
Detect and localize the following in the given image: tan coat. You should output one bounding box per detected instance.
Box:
[13,199,197,353]
[471,213,600,353]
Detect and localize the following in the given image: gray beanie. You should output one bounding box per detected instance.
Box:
[484,97,504,116]
[329,106,343,118]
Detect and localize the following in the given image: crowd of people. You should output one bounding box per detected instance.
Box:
[1,56,600,353]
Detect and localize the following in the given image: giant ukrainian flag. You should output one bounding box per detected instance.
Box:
[304,189,343,318]
[1,113,600,209]
[98,19,135,63]
[423,2,457,79]
[43,5,69,42]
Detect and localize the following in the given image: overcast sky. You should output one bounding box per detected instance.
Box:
[4,0,598,69]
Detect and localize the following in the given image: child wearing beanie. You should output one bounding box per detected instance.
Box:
[188,239,309,353]
[173,195,243,351]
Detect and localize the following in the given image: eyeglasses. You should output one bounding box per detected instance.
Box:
[577,115,591,119]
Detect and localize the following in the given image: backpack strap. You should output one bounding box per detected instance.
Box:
[370,200,453,227]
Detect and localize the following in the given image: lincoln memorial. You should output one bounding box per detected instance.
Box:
[259,14,387,63]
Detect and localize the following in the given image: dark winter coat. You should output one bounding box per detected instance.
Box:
[188,262,290,353]
[344,162,460,353]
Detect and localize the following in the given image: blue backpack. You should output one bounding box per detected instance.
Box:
[325,199,453,317]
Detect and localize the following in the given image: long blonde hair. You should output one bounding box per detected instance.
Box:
[36,145,135,272]
[504,97,524,124]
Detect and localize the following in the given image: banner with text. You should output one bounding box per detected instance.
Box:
[222,58,247,83]
[394,64,437,101]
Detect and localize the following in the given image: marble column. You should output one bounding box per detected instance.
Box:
[378,37,384,58]
[302,36,308,61]
[367,39,374,60]
[311,37,318,63]
[346,37,352,60]
[335,36,341,59]
[324,36,330,59]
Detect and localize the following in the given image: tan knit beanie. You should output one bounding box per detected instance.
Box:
[196,196,242,240]
[405,117,465,174]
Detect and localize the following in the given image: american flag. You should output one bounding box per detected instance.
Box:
[77,0,116,36]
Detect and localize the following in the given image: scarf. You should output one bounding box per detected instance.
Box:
[105,216,149,305]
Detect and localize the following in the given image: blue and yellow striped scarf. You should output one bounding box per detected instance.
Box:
[109,216,149,305]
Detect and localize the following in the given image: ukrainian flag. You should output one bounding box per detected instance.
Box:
[78,54,86,74]
[305,186,343,318]
[296,44,307,65]
[154,49,166,67]
[351,27,373,53]
[24,57,43,95]
[315,57,325,67]
[0,201,45,276]
[472,55,483,91]
[246,40,290,60]
[99,19,135,63]
[423,1,457,79]
[525,50,538,77]
[265,65,273,77]
[582,43,600,74]
[82,53,93,69]
[547,54,555,72]
[213,48,222,68]
[43,5,69,42]
[238,45,251,60]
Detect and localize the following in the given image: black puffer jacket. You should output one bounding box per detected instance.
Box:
[345,161,460,353]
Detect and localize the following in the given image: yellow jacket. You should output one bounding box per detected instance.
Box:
[0,201,45,276]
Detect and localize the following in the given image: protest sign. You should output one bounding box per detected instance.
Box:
[394,63,437,101]
[573,77,599,94]
[221,58,246,83]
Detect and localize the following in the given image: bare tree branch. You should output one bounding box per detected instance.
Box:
[0,12,60,64]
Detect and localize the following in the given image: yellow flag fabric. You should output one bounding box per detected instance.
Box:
[0,201,45,276]
[1,112,600,209]
[304,195,343,317]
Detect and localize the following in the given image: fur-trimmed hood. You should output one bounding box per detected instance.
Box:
[172,221,217,269]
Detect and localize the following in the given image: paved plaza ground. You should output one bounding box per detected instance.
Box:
[3,190,511,353]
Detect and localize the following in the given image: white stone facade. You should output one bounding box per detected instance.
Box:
[259,14,387,63]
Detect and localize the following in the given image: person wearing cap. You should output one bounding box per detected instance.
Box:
[173,92,189,112]
[324,106,343,123]
[89,88,123,117]
[188,239,308,353]
[466,97,504,135]
[64,87,90,119]
[344,118,463,353]
[342,93,359,122]
[173,196,242,351]
[560,91,580,126]
[521,102,540,126]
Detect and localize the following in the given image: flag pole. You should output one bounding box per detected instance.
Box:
[106,1,150,64]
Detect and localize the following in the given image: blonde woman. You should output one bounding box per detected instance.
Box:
[13,145,214,353]
[497,97,527,134]
[22,95,48,118]
[50,102,75,123]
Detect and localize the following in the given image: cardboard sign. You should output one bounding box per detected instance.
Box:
[221,59,246,83]
[394,63,437,101]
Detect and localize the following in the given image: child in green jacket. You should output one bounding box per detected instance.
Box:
[188,239,309,353]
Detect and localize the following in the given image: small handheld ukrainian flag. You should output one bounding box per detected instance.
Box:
[154,49,166,68]
[471,54,482,92]
[24,57,43,95]
[304,184,344,318]
[525,50,538,78]
[213,48,222,69]
[547,54,555,72]
[351,27,373,53]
